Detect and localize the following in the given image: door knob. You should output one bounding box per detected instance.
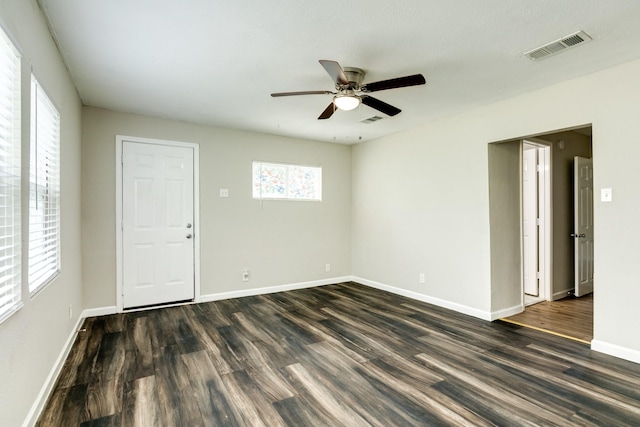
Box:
[186,223,192,228]
[570,233,586,238]
[186,233,193,239]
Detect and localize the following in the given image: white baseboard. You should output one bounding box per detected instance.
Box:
[82,306,117,318]
[22,314,86,427]
[352,276,493,321]
[199,276,352,303]
[591,339,640,365]
[490,304,524,321]
[552,288,573,300]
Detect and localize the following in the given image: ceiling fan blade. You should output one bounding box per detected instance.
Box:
[271,90,334,97]
[319,60,349,85]
[361,96,401,116]
[361,74,426,92]
[318,102,336,120]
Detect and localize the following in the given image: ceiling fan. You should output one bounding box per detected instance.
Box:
[271,60,426,120]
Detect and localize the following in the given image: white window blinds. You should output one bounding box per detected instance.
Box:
[0,27,22,323]
[29,76,60,294]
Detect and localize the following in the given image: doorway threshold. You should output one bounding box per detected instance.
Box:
[499,317,590,344]
[499,294,593,344]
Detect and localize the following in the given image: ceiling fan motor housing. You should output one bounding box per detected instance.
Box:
[340,67,365,90]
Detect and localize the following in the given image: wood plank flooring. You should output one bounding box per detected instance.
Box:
[36,282,640,426]
[502,294,594,343]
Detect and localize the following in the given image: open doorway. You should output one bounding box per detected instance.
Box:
[489,125,593,342]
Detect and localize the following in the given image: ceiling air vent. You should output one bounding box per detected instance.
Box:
[361,115,383,124]
[525,30,592,61]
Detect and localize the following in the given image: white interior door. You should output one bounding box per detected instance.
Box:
[122,141,195,308]
[523,146,539,297]
[573,156,594,297]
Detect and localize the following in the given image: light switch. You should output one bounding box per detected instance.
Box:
[601,188,612,202]
[219,188,229,198]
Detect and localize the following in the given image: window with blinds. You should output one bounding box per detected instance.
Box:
[0,27,22,323]
[29,76,60,294]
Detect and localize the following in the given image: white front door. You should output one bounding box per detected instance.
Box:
[122,141,195,308]
[573,156,594,297]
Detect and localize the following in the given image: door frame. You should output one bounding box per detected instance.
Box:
[522,139,552,305]
[115,135,201,312]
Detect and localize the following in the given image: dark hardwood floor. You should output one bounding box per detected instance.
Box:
[502,294,594,343]
[36,282,640,426]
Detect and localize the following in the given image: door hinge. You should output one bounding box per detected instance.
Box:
[536,271,541,279]
[536,164,543,172]
[536,218,541,226]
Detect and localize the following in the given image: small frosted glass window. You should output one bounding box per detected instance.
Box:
[252,161,322,201]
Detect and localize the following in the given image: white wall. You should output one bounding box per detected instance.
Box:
[82,107,352,309]
[0,1,84,426]
[352,121,493,313]
[352,58,640,361]
[487,140,522,314]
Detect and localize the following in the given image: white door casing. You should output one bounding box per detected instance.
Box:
[523,146,538,297]
[574,156,594,297]
[522,140,550,306]
[117,136,200,310]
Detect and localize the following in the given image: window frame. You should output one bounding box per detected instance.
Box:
[28,74,61,296]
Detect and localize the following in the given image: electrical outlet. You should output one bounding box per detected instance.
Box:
[325,263,331,272]
[419,273,425,284]
[242,269,250,282]
[69,305,73,319]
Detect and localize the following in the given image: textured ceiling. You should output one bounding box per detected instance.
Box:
[38,0,640,144]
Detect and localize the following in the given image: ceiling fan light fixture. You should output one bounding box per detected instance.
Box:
[272,60,426,120]
[333,92,360,111]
